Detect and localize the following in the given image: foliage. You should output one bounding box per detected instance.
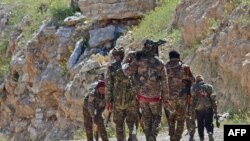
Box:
[229,0,250,6]
[0,34,9,53]
[0,57,10,79]
[235,14,250,26]
[49,0,75,26]
[182,42,200,58]
[222,110,250,124]
[59,58,68,77]
[2,0,75,41]
[131,0,180,42]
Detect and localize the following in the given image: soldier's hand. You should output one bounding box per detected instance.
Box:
[106,102,112,112]
[163,100,171,108]
[123,52,135,64]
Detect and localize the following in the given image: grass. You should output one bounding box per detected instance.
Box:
[222,110,250,125]
[131,0,180,43]
[230,0,250,6]
[0,57,10,79]
[235,14,250,26]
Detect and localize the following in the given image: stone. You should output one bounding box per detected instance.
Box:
[67,39,84,70]
[64,15,86,26]
[88,25,116,47]
[14,120,28,133]
[79,0,156,20]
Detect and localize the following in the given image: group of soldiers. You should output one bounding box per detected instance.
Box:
[82,39,218,141]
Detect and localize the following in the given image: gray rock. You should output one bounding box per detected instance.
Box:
[64,15,86,26]
[88,25,116,47]
[79,0,156,20]
[67,39,84,70]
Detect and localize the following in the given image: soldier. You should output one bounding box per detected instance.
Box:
[165,50,195,141]
[83,80,109,141]
[105,47,138,141]
[191,75,217,141]
[122,39,169,141]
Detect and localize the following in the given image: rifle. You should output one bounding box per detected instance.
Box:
[94,109,99,141]
[214,113,220,128]
[123,39,167,62]
[183,66,192,118]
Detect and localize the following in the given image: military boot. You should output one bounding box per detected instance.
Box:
[128,133,138,141]
[147,135,156,141]
[189,135,195,141]
[208,132,214,141]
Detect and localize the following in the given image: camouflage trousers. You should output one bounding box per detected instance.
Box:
[165,99,187,141]
[186,112,196,139]
[83,106,108,141]
[113,105,138,141]
[139,101,162,140]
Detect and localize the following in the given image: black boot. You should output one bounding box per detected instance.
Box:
[147,135,156,141]
[208,132,214,141]
[128,133,138,141]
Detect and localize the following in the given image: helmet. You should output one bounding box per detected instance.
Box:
[112,47,125,58]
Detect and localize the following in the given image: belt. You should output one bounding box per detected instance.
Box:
[136,94,161,103]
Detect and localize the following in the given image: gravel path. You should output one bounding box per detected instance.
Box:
[68,127,224,141]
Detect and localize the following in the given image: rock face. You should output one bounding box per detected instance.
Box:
[79,0,156,20]
[175,0,250,111]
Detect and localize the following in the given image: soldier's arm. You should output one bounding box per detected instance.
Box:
[122,52,138,76]
[105,66,113,104]
[160,64,169,103]
[207,84,217,114]
[87,91,96,119]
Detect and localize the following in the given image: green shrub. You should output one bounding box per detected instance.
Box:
[0,36,9,53]
[0,57,10,79]
[222,110,250,124]
[49,0,75,26]
[2,0,74,41]
[132,0,180,42]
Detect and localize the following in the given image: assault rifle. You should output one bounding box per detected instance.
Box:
[123,39,167,63]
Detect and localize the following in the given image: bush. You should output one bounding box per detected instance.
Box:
[49,0,75,26]
[223,110,250,124]
[132,0,180,42]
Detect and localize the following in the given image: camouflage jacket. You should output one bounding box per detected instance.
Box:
[84,89,106,119]
[191,81,217,111]
[105,61,135,109]
[166,59,195,100]
[122,52,169,101]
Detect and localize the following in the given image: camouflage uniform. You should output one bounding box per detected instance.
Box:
[122,42,169,141]
[186,108,196,141]
[106,59,138,141]
[165,55,195,141]
[191,76,217,141]
[83,85,108,141]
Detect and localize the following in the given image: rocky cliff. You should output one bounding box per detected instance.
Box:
[174,0,250,111]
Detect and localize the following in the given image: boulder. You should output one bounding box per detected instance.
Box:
[79,0,156,20]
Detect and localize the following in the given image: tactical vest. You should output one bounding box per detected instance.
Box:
[109,61,134,109]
